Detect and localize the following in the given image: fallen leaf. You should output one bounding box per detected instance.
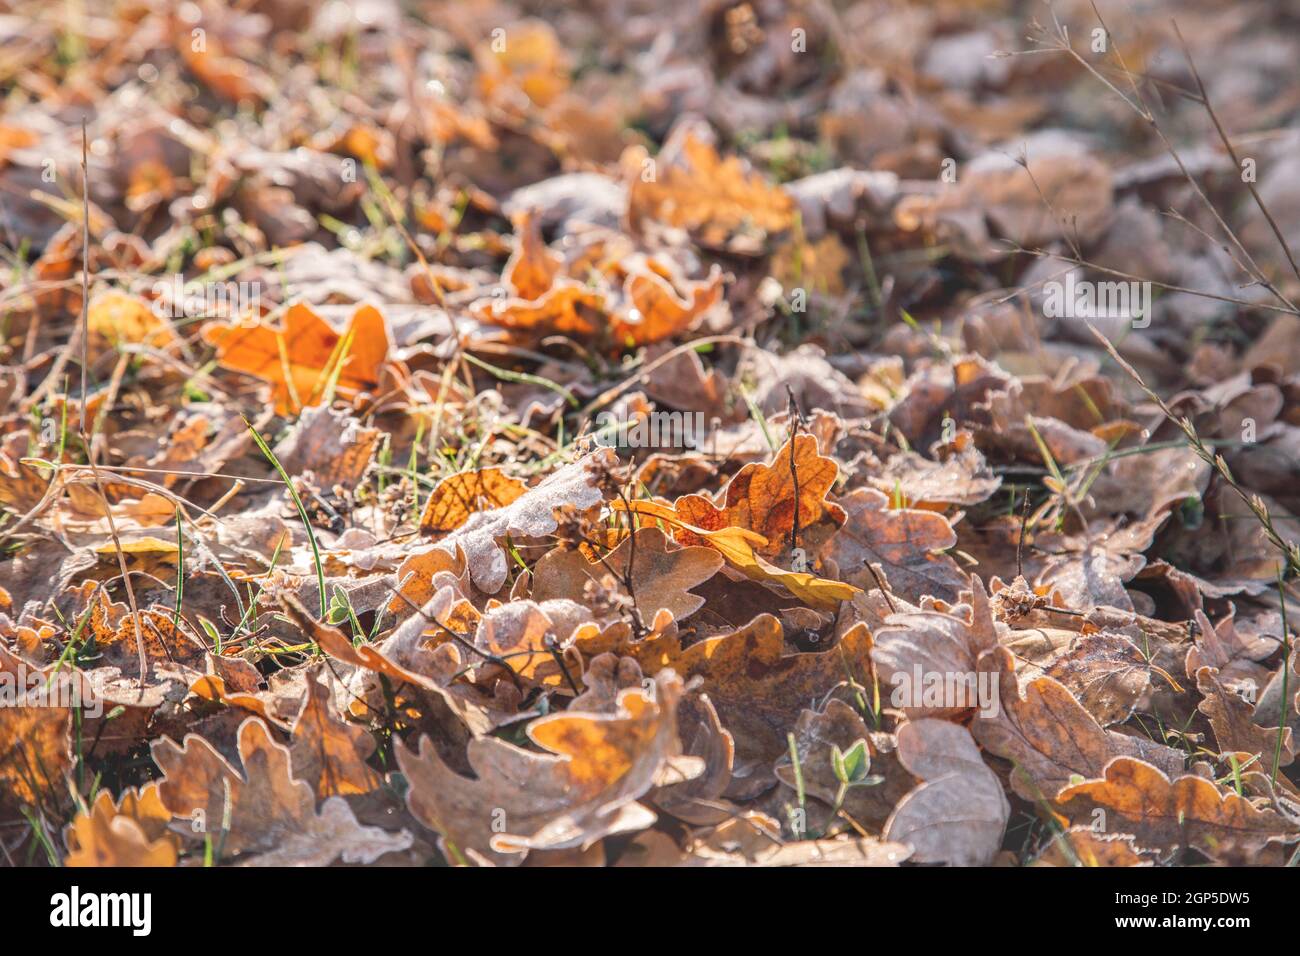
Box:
[883,718,1009,866]
[203,303,391,416]
[1058,757,1295,859]
[396,670,696,865]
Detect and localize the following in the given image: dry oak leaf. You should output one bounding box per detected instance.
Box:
[395,448,615,597]
[1031,827,1157,867]
[626,130,796,250]
[470,280,606,337]
[0,433,51,515]
[824,488,967,604]
[617,497,857,610]
[871,575,1003,719]
[651,690,737,826]
[674,434,847,560]
[613,265,724,346]
[64,783,178,867]
[664,812,911,867]
[202,302,391,416]
[151,716,411,865]
[872,441,1002,508]
[579,613,874,798]
[1057,757,1296,859]
[1043,631,1157,727]
[1195,666,1294,768]
[972,645,1182,802]
[476,18,571,110]
[396,670,698,866]
[289,668,383,799]
[470,598,594,686]
[419,467,527,534]
[189,674,280,725]
[85,594,207,682]
[1186,609,1278,686]
[883,718,1009,866]
[532,527,724,626]
[178,29,271,105]
[771,234,851,295]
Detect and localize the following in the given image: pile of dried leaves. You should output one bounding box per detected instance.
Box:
[4,0,1300,868]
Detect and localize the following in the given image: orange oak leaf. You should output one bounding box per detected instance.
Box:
[476,19,571,110]
[503,209,562,300]
[87,290,174,355]
[0,702,72,819]
[613,265,723,346]
[64,783,179,867]
[202,302,390,416]
[395,448,615,597]
[396,670,698,865]
[627,129,796,250]
[579,614,874,798]
[470,280,606,337]
[1057,757,1295,859]
[674,434,847,559]
[1031,827,1158,867]
[614,497,858,610]
[419,467,527,534]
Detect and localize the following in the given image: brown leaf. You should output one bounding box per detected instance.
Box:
[532,527,723,626]
[1196,666,1294,768]
[775,699,912,830]
[273,405,382,490]
[1044,631,1155,726]
[883,719,1009,866]
[151,716,411,864]
[396,670,697,865]
[626,128,796,250]
[289,668,383,799]
[872,575,1003,719]
[825,488,967,604]
[579,614,874,798]
[1058,757,1295,859]
[0,701,72,819]
[1031,827,1157,867]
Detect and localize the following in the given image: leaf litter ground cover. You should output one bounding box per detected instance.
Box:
[3,0,1300,871]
